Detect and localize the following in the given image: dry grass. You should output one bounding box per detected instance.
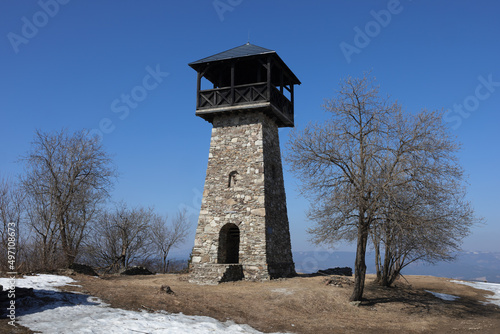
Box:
[3,274,500,333]
[0,319,32,334]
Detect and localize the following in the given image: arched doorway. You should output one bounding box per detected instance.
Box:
[218,223,240,264]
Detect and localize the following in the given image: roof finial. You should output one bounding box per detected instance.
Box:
[247,30,250,44]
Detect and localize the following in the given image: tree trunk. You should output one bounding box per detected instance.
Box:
[58,214,74,267]
[350,221,369,301]
[387,257,403,286]
[119,244,127,271]
[41,235,49,270]
[381,243,391,287]
[373,234,381,283]
[380,223,395,287]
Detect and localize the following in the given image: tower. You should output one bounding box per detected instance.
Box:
[188,43,300,284]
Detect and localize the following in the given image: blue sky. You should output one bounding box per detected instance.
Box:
[1,1,499,256]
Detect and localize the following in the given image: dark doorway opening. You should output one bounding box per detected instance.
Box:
[218,223,240,264]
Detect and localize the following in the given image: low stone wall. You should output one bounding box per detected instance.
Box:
[241,264,270,281]
[189,264,245,285]
[317,267,353,276]
[189,262,296,284]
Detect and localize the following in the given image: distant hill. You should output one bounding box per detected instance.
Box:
[168,249,500,283]
[293,251,500,283]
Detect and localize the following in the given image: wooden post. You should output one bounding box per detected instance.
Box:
[280,71,284,94]
[267,56,271,100]
[231,62,235,105]
[196,71,201,109]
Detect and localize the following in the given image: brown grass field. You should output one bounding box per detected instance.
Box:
[2,273,500,333]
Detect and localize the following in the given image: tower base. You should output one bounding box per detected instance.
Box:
[189,262,295,285]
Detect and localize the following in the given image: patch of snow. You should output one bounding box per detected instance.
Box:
[425,290,459,301]
[452,280,500,307]
[0,274,77,291]
[271,288,294,295]
[0,274,290,334]
[20,307,278,334]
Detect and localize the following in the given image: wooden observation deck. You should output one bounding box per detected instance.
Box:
[189,43,300,128]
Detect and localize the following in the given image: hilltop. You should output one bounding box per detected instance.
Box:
[4,273,498,334]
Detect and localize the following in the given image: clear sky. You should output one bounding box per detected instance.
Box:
[1,1,499,256]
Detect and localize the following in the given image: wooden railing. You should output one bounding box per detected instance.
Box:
[270,85,293,123]
[198,82,267,109]
[197,83,293,123]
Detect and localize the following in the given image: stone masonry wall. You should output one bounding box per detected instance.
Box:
[190,110,294,283]
[262,116,295,278]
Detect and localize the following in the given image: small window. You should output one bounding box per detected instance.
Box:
[228,171,238,188]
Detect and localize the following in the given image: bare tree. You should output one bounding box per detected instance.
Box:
[24,186,61,270]
[287,74,397,301]
[372,164,478,286]
[85,203,154,273]
[20,129,116,267]
[287,74,477,301]
[150,209,190,273]
[366,108,479,286]
[0,177,25,271]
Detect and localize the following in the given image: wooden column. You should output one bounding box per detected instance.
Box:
[280,71,284,94]
[267,56,271,100]
[196,71,201,109]
[231,62,235,105]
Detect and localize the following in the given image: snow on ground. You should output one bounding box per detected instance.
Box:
[1,274,79,291]
[0,274,289,334]
[424,290,459,301]
[270,288,294,295]
[452,280,500,307]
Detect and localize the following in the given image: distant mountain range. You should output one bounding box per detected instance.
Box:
[293,250,500,283]
[168,249,500,283]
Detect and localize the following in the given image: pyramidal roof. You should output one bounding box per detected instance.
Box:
[189,43,275,65]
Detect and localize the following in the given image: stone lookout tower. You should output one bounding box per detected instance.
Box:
[188,43,300,284]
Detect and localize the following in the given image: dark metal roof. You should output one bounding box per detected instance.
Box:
[189,43,275,65]
[188,43,301,85]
